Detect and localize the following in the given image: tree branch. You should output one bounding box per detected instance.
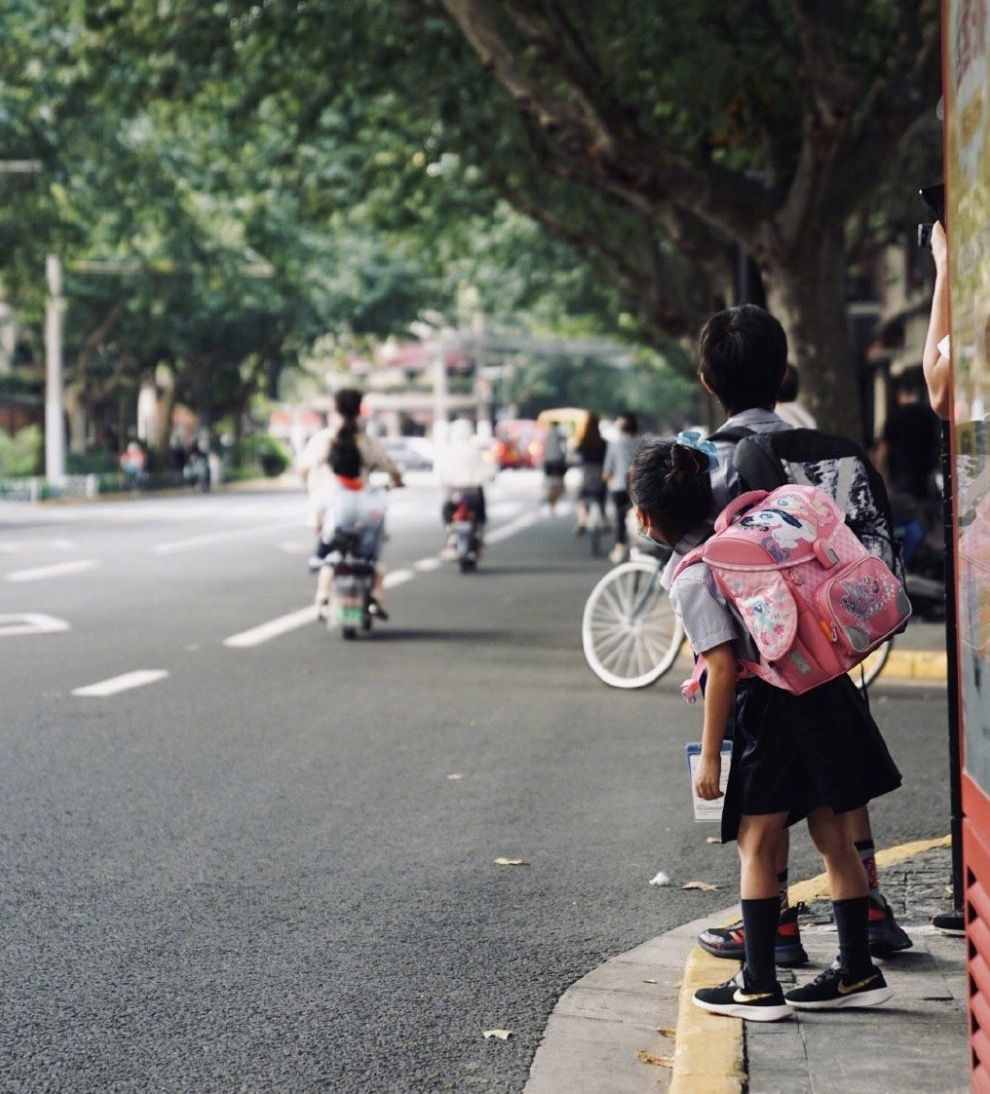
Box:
[441,0,775,246]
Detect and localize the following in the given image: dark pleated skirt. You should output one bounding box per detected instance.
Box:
[720,675,902,843]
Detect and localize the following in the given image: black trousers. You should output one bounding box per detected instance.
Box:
[611,489,631,545]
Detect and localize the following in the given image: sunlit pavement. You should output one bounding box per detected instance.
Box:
[0,474,952,1092]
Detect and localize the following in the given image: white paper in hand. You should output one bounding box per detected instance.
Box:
[685,742,733,822]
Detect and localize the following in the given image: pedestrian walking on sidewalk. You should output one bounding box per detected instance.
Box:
[630,438,901,1022]
[603,412,639,564]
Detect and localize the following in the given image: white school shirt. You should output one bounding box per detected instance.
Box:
[666,528,759,662]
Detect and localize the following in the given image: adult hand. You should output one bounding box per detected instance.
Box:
[932,220,948,275]
[694,753,723,801]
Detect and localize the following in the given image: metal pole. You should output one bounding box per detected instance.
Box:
[433,342,449,445]
[941,420,964,911]
[44,254,66,484]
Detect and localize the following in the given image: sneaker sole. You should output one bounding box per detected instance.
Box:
[693,997,792,1022]
[786,987,893,1010]
[695,940,809,968]
[868,931,914,957]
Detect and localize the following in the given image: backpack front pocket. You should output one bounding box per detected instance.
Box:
[818,557,912,654]
[723,570,798,663]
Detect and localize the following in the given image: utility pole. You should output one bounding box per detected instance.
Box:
[45,254,66,483]
[433,339,449,445]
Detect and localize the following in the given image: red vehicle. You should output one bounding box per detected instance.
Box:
[494,419,541,470]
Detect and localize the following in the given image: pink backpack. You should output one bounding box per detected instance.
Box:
[675,484,912,701]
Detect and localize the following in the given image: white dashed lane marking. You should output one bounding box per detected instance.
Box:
[219,507,543,649]
[0,613,71,638]
[5,560,100,583]
[154,521,299,556]
[223,606,319,649]
[72,669,170,698]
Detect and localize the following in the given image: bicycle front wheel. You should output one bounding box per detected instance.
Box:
[850,638,894,690]
[582,560,684,689]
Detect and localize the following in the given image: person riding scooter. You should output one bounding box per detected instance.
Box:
[312,389,403,620]
[435,418,494,559]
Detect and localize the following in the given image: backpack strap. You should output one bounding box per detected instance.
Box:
[733,434,789,492]
[672,544,707,583]
[708,426,755,445]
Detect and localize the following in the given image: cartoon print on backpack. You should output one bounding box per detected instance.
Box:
[740,506,816,561]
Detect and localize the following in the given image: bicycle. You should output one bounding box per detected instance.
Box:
[581,550,894,691]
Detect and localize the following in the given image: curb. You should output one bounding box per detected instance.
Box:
[525,835,951,1094]
[33,475,299,507]
[667,834,951,1094]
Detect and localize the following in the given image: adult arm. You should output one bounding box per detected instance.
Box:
[361,435,404,485]
[923,222,952,420]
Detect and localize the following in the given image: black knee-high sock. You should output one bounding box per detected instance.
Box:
[741,897,780,989]
[833,896,872,978]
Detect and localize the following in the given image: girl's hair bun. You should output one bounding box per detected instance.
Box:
[670,443,709,475]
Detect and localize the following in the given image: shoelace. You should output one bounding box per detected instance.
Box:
[805,964,843,989]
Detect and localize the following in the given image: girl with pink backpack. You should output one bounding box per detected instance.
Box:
[629,438,902,1022]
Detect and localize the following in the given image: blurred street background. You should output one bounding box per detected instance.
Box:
[0,3,958,1091]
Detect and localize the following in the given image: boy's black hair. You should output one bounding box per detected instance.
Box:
[778,364,800,403]
[619,412,639,434]
[698,305,788,414]
[628,438,713,545]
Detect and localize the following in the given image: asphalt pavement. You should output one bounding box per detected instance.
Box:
[0,473,952,1093]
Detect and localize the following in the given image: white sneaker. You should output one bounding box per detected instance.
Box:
[315,599,330,622]
[609,544,628,564]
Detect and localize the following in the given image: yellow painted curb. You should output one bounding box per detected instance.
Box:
[676,649,947,683]
[668,834,952,1093]
[669,946,745,1094]
[880,650,948,683]
[787,833,952,905]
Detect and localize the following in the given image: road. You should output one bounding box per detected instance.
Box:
[0,473,951,1093]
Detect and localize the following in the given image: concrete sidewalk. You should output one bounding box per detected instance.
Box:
[748,844,966,1093]
[524,840,966,1094]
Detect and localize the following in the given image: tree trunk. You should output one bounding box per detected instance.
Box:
[764,224,862,440]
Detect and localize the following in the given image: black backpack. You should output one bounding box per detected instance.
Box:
[710,426,904,585]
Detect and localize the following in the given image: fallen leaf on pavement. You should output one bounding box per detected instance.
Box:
[657,1027,676,1038]
[648,871,671,887]
[642,978,658,984]
[483,1029,512,1041]
[706,836,721,844]
[447,773,464,781]
[494,857,529,866]
[637,1050,673,1068]
[682,880,719,892]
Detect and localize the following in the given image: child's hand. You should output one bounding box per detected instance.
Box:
[694,753,723,801]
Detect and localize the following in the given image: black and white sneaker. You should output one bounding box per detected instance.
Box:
[785,962,892,1010]
[693,969,791,1022]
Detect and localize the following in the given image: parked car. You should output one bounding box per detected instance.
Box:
[494,419,541,469]
[380,436,434,472]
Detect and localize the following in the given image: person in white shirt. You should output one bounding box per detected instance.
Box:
[435,418,494,546]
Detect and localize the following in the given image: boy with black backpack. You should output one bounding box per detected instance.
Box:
[665,306,912,967]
